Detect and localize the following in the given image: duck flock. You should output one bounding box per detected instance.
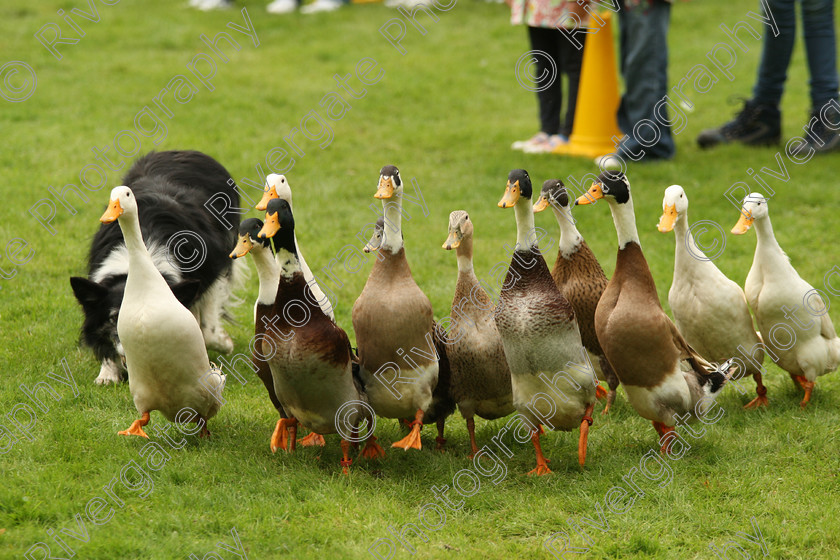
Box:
[99,164,840,475]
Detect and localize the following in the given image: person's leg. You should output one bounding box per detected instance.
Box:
[801,0,839,108]
[616,0,674,160]
[528,26,563,136]
[797,0,840,151]
[696,0,788,148]
[559,33,583,138]
[752,0,797,107]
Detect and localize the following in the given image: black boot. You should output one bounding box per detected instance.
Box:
[697,99,781,149]
[799,105,840,154]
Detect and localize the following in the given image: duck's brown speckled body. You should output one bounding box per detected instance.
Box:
[443,211,514,456]
[494,170,597,475]
[534,180,620,413]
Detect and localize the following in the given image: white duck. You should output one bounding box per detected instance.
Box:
[101,186,225,438]
[732,192,840,407]
[256,173,335,321]
[658,185,768,408]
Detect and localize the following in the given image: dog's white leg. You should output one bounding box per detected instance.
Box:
[95,358,123,385]
[196,274,234,354]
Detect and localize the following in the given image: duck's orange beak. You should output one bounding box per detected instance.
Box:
[731,210,754,235]
[256,184,278,211]
[229,234,254,259]
[100,198,123,223]
[657,205,677,233]
[375,177,395,199]
[258,212,281,239]
[532,195,550,213]
[575,183,604,206]
[498,181,520,208]
[442,230,461,250]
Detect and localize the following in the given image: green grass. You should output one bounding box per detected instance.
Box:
[2,0,840,558]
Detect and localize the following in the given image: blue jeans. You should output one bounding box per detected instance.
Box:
[616,0,675,160]
[753,0,839,109]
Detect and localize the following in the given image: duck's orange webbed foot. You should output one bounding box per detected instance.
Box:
[392,409,424,450]
[526,426,552,476]
[271,418,298,453]
[360,436,386,459]
[298,432,326,447]
[595,384,607,400]
[578,403,595,467]
[340,439,353,475]
[118,411,150,438]
[744,384,768,409]
[652,421,675,455]
[796,376,815,408]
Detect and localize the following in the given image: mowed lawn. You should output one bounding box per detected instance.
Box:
[1,0,839,558]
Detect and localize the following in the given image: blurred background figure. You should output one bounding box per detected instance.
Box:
[697,0,840,153]
[190,0,347,14]
[602,0,675,167]
[509,0,586,154]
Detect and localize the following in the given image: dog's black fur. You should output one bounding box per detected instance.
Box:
[70,150,240,383]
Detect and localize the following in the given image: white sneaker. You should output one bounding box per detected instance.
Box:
[511,132,546,151]
[301,0,343,13]
[198,0,234,10]
[594,154,623,171]
[523,134,567,154]
[267,0,297,13]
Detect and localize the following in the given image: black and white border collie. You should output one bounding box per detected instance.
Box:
[70,150,241,384]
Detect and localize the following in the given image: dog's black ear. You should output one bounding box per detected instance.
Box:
[70,277,109,310]
[171,279,201,308]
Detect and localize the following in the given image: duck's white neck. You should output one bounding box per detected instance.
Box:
[673,213,698,268]
[455,235,474,274]
[275,246,302,280]
[457,254,473,274]
[381,195,404,254]
[119,212,168,287]
[514,199,537,251]
[753,215,780,250]
[607,198,640,249]
[552,206,582,258]
[752,214,786,266]
[252,245,280,305]
[289,232,313,280]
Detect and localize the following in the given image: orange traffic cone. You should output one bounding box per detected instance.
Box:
[554,11,623,159]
